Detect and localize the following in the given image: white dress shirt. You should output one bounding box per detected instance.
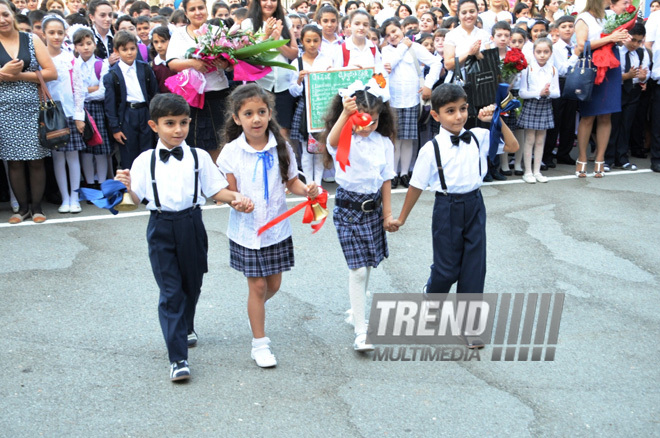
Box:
[479,10,512,35]
[166,25,229,92]
[241,18,294,93]
[618,45,650,84]
[47,51,85,121]
[217,132,299,249]
[75,56,109,102]
[331,36,384,74]
[553,39,574,77]
[288,52,334,97]
[381,42,442,108]
[131,140,228,212]
[645,10,660,53]
[326,131,396,194]
[118,60,146,103]
[321,34,343,58]
[409,127,490,194]
[518,60,561,100]
[651,49,660,81]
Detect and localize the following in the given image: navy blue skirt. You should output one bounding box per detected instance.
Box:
[579,45,622,117]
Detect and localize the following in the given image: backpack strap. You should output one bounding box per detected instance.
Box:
[342,42,349,67]
[150,149,161,212]
[190,147,199,207]
[636,47,644,64]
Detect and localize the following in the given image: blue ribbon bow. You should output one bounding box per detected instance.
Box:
[77,180,129,215]
[489,83,522,162]
[253,151,274,201]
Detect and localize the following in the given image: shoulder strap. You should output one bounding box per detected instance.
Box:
[431,138,447,194]
[150,149,161,212]
[298,56,305,97]
[636,47,644,63]
[342,42,349,67]
[469,131,482,176]
[190,147,199,207]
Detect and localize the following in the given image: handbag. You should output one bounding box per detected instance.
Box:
[36,70,70,150]
[83,109,103,146]
[450,56,478,118]
[563,40,596,101]
[464,47,500,108]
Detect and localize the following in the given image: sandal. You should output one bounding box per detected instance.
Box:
[8,210,31,224]
[594,161,605,179]
[575,160,587,178]
[32,212,47,223]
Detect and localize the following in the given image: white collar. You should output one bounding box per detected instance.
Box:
[237,131,279,154]
[156,139,188,151]
[345,36,376,51]
[93,25,113,40]
[154,55,166,65]
[118,60,136,73]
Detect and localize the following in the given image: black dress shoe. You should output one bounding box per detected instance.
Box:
[461,335,485,349]
[483,172,493,182]
[540,163,548,171]
[651,163,660,173]
[391,175,399,189]
[399,174,410,188]
[546,160,556,168]
[556,156,576,165]
[514,170,524,176]
[500,169,513,176]
[491,167,507,181]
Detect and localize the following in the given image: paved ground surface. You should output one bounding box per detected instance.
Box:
[1,163,659,437]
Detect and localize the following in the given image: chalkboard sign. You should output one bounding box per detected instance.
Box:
[305,68,374,133]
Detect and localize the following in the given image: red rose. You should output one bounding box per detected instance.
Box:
[508,53,521,63]
[515,64,524,71]
[571,11,577,15]
[626,4,635,13]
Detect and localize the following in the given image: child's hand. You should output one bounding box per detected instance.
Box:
[115,169,131,191]
[108,52,120,65]
[231,194,254,213]
[401,37,412,48]
[87,85,99,93]
[113,131,127,145]
[384,215,399,232]
[541,83,551,97]
[306,182,319,199]
[477,104,495,123]
[75,120,85,134]
[637,67,647,80]
[384,62,392,74]
[342,96,358,116]
[297,69,308,85]
[421,86,432,101]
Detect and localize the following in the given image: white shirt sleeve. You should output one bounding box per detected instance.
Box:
[72,59,86,121]
[381,136,396,181]
[409,141,435,190]
[412,44,442,89]
[216,142,236,177]
[549,67,561,98]
[198,149,229,197]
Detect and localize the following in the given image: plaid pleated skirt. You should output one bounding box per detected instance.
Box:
[60,117,87,152]
[333,188,388,269]
[518,97,554,131]
[395,105,418,140]
[229,236,295,278]
[84,100,112,155]
[290,97,305,143]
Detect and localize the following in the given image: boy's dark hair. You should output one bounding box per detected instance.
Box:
[169,9,188,25]
[157,6,173,17]
[223,84,291,183]
[402,15,419,27]
[16,14,31,27]
[28,9,46,24]
[314,3,339,22]
[441,16,458,29]
[630,23,646,37]
[554,14,574,28]
[232,6,248,19]
[128,0,150,16]
[150,94,190,122]
[229,3,241,12]
[431,83,467,112]
[114,30,138,49]
[433,28,449,38]
[150,5,159,14]
[66,12,89,26]
[491,20,511,36]
[136,15,151,25]
[72,26,95,44]
[151,15,169,26]
[115,15,136,31]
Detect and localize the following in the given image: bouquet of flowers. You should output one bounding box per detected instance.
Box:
[165,23,296,108]
[500,48,528,85]
[593,4,637,84]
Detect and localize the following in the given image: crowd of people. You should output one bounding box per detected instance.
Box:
[1,0,659,223]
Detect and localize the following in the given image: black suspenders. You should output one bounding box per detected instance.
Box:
[150,147,199,212]
[431,132,481,195]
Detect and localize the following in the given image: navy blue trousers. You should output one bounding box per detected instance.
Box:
[426,189,486,294]
[120,106,154,169]
[606,85,642,166]
[147,207,208,362]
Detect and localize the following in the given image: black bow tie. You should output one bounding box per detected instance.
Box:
[159,147,183,163]
[450,131,472,147]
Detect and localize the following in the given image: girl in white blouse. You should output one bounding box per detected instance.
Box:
[289,25,334,185]
[43,15,86,214]
[217,84,319,369]
[322,79,397,352]
[518,37,560,183]
[381,18,441,188]
[332,10,384,73]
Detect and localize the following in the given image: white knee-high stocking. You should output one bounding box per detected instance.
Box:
[348,267,371,334]
[399,140,414,176]
[81,153,95,184]
[53,151,81,204]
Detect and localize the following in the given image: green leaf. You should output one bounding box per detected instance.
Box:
[233,39,290,57]
[247,59,297,71]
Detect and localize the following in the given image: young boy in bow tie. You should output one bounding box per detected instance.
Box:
[394,84,518,333]
[115,94,254,382]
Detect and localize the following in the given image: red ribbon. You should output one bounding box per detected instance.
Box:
[336,112,372,172]
[594,17,637,85]
[257,190,328,236]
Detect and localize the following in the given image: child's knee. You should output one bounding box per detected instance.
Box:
[249,278,268,298]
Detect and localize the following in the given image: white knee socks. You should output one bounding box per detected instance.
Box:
[53,151,81,204]
[81,153,109,185]
[348,267,372,334]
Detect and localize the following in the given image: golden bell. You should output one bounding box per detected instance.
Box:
[500,91,514,108]
[115,192,138,212]
[310,202,329,222]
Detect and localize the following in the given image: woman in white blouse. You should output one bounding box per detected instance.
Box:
[443,0,491,82]
[166,0,230,161]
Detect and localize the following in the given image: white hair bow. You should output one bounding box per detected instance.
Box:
[338,77,390,102]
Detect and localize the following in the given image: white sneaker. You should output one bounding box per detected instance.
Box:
[353,333,374,351]
[58,203,70,213]
[69,202,82,213]
[522,174,536,184]
[533,173,548,183]
[251,342,277,368]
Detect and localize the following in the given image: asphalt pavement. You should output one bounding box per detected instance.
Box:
[1,165,659,437]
